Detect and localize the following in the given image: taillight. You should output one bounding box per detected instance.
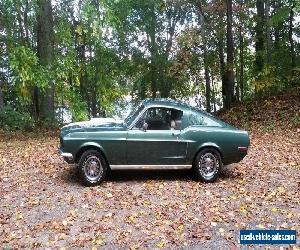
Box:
[238,146,248,152]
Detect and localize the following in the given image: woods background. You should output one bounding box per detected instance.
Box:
[0,0,299,128]
[0,2,300,247]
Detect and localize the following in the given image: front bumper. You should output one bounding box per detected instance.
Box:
[59,148,74,164]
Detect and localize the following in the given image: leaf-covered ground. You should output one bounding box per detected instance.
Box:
[1,89,300,249]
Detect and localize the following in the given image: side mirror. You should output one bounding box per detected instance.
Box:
[142,122,148,131]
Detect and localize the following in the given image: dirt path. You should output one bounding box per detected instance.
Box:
[0,127,299,249]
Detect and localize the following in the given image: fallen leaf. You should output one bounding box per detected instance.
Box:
[16,211,23,220]
[156,240,165,248]
[240,203,247,213]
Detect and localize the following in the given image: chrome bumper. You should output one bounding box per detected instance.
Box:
[59,148,73,160]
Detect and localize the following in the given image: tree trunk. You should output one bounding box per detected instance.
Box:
[32,87,39,118]
[91,89,97,117]
[225,0,235,109]
[265,0,272,65]
[0,92,3,107]
[37,0,54,119]
[149,3,157,98]
[289,1,296,68]
[0,73,3,107]
[0,82,3,107]
[90,45,97,117]
[255,0,264,73]
[273,0,282,50]
[218,37,227,105]
[255,0,265,95]
[203,45,211,112]
[78,30,86,104]
[140,81,146,99]
[235,82,240,102]
[15,0,25,40]
[239,26,244,101]
[24,0,30,45]
[150,62,157,98]
[211,72,216,113]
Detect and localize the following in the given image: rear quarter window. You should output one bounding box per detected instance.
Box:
[188,112,221,127]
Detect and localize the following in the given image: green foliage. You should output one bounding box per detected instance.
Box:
[270,6,290,27]
[290,114,299,127]
[104,0,190,99]
[289,67,300,86]
[0,0,299,126]
[37,117,59,128]
[68,91,89,122]
[252,66,278,92]
[0,106,33,131]
[9,46,50,103]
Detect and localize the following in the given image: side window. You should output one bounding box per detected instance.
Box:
[170,109,183,130]
[189,113,205,126]
[134,107,183,130]
[188,112,221,127]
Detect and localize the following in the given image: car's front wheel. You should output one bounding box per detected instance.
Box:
[78,150,108,186]
[194,148,222,183]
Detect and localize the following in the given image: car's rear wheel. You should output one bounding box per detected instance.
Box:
[194,148,222,183]
[78,150,107,186]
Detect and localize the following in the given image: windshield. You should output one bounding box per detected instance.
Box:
[124,102,145,127]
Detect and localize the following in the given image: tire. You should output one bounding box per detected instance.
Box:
[78,149,108,186]
[194,148,223,183]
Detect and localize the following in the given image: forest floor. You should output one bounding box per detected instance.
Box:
[0,88,300,249]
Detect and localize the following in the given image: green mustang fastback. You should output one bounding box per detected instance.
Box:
[59,98,250,186]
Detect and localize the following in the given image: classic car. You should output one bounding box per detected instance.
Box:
[59,98,250,186]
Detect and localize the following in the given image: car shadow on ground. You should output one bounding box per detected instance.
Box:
[60,164,241,186]
[108,169,193,182]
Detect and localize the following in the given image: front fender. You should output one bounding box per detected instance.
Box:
[71,141,109,164]
[77,141,107,157]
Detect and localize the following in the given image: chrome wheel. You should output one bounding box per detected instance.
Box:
[79,150,108,186]
[198,152,219,180]
[83,155,103,182]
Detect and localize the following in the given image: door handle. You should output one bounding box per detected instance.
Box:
[172,132,180,137]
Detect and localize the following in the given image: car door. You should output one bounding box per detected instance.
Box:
[126,107,188,166]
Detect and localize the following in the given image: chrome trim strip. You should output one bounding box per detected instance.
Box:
[161,156,185,159]
[126,139,193,142]
[110,165,192,170]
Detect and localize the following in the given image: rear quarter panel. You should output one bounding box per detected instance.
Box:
[182,126,250,165]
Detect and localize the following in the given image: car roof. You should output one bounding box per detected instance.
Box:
[143,98,194,111]
[142,98,221,119]
[142,98,211,115]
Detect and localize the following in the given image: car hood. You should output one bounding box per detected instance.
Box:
[61,118,126,135]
